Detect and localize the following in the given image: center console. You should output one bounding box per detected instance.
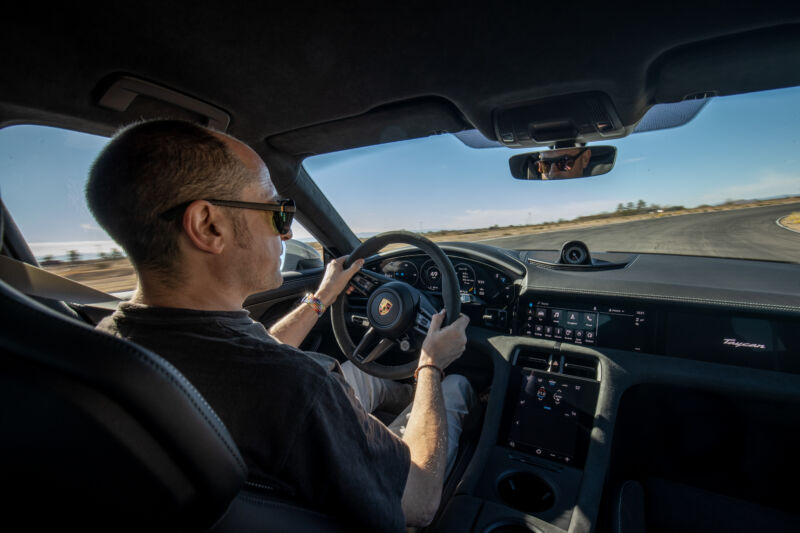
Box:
[463,347,601,532]
[501,365,600,467]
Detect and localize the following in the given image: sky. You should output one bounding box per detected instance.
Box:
[1,86,799,259]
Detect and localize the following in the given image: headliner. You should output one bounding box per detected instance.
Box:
[2,3,800,156]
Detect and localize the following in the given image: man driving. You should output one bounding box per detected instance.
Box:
[86,119,475,531]
[535,147,592,179]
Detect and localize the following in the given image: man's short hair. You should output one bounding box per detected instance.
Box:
[86,119,258,276]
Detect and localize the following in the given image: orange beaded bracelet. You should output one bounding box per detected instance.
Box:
[414,364,444,382]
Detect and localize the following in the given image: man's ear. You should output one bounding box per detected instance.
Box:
[181,200,228,254]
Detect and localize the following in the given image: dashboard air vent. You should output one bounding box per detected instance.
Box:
[561,353,600,380]
[514,349,552,371]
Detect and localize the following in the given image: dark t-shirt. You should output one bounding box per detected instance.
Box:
[97,302,410,532]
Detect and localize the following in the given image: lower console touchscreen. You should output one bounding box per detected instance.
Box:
[500,367,599,467]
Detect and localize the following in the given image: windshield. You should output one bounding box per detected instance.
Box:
[304,86,800,263]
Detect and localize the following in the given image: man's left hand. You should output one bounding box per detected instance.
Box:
[316,255,364,306]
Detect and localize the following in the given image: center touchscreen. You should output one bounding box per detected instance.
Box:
[501,367,599,467]
[519,299,652,352]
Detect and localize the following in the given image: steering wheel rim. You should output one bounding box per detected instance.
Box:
[331,231,461,379]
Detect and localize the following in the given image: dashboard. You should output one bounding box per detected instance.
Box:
[357,242,800,533]
[363,245,800,376]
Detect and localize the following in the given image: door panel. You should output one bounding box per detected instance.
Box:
[244,269,345,357]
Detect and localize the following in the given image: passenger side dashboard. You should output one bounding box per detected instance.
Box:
[412,243,800,533]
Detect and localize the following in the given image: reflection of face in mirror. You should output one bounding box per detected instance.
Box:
[534,148,591,179]
[510,145,616,181]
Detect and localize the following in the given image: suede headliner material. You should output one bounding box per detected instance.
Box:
[2,4,800,154]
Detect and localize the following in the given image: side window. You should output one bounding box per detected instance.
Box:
[0,125,322,294]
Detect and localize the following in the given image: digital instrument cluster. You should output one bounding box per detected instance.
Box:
[378,256,515,307]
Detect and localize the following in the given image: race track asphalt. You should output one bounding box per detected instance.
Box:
[481,202,800,263]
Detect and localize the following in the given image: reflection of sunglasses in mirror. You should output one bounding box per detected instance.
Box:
[537,148,588,173]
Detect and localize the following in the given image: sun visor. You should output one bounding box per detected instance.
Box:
[633,97,710,134]
[653,25,800,103]
[267,98,470,157]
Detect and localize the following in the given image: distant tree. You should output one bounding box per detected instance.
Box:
[636,199,646,210]
[616,203,624,212]
[98,251,108,260]
[110,248,123,259]
[625,202,634,210]
[67,250,81,262]
[42,254,54,262]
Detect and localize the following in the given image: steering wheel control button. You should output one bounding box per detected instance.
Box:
[351,314,370,327]
[349,273,379,295]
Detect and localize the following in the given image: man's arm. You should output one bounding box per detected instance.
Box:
[268,256,363,347]
[401,310,469,526]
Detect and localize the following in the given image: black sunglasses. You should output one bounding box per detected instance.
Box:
[537,148,588,173]
[160,198,296,235]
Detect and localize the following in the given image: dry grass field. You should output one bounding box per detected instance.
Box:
[43,258,137,294]
[780,212,800,232]
[42,196,800,294]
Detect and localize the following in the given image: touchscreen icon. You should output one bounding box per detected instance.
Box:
[537,387,546,400]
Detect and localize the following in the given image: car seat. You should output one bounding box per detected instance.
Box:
[0,275,347,532]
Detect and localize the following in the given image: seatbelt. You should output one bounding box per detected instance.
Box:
[0,254,121,308]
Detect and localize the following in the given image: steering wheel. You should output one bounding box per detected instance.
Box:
[331,231,461,379]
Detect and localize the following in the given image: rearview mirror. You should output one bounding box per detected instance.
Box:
[509,145,617,180]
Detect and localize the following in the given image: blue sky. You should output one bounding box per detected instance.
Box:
[1,86,799,258]
[305,86,800,233]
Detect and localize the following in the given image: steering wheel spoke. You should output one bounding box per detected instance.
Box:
[347,269,394,297]
[352,327,395,364]
[412,309,433,337]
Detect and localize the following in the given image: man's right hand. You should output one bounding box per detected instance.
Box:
[419,310,469,371]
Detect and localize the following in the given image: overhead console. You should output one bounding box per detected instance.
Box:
[493,91,627,148]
